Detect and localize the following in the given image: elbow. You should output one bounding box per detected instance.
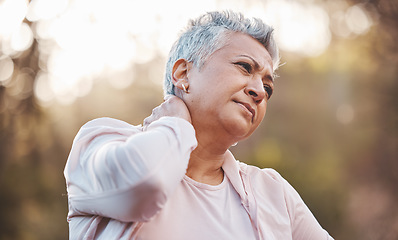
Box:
[69,175,169,223]
[120,176,168,222]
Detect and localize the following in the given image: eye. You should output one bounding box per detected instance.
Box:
[235,62,252,74]
[263,84,273,100]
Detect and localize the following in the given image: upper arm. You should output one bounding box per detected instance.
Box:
[281,178,334,240]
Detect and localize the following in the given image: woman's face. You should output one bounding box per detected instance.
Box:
[183,32,275,143]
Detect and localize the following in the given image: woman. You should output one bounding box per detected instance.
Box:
[64,11,334,239]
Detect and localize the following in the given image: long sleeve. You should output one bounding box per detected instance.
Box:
[282,178,334,240]
[64,116,197,223]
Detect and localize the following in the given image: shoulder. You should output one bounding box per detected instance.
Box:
[74,117,141,141]
[240,162,304,203]
[238,162,298,201]
[66,117,141,157]
[81,117,138,130]
[239,161,285,184]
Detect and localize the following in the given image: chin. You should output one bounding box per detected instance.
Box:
[224,118,256,140]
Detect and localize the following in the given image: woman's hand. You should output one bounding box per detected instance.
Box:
[143,95,191,128]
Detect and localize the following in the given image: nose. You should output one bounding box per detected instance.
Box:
[244,76,266,104]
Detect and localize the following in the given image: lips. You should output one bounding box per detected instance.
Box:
[234,100,255,120]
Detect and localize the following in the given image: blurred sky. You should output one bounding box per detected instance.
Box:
[0,0,372,108]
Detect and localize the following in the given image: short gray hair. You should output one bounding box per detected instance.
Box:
[164,10,280,95]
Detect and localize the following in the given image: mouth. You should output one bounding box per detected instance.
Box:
[233,100,255,121]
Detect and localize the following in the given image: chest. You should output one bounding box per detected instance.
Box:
[136,176,257,240]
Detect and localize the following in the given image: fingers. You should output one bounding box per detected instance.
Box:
[143,112,154,127]
[164,94,174,101]
[143,105,161,127]
[143,95,191,130]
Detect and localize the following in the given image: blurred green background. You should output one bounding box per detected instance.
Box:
[0,0,397,239]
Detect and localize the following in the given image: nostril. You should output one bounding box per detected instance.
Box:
[248,90,258,97]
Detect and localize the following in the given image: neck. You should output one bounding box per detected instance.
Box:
[186,124,239,185]
[186,144,226,186]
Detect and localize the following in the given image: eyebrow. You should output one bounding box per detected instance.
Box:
[237,54,274,82]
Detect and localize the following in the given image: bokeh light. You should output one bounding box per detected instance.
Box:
[265,0,332,56]
[331,3,373,38]
[0,55,14,84]
[336,103,355,124]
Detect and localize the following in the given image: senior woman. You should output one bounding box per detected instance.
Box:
[64,11,333,239]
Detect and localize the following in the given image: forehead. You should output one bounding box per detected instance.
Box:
[214,32,273,70]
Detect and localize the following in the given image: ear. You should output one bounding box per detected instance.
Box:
[172,59,191,92]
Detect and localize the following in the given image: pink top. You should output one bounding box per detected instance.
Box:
[64,117,334,240]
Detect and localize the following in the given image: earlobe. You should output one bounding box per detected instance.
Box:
[172,59,191,93]
[181,83,189,93]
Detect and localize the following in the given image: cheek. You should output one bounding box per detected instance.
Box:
[254,104,267,128]
[243,104,267,139]
[255,103,267,123]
